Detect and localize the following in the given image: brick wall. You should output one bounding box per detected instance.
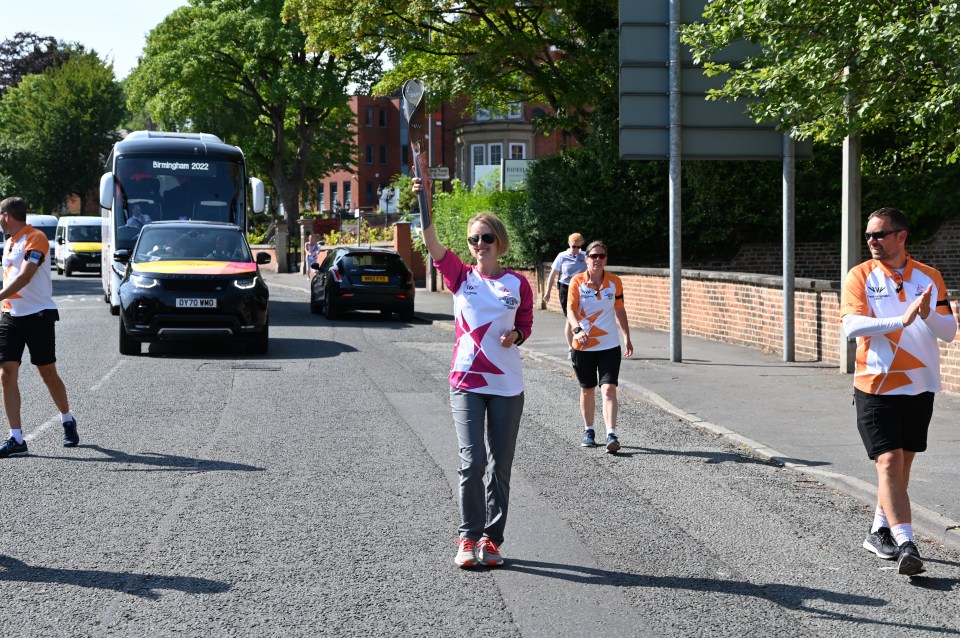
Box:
[701,219,960,290]
[534,265,960,395]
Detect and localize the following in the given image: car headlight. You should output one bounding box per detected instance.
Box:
[233,275,258,290]
[131,274,158,289]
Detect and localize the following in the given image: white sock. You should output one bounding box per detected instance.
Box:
[584,426,594,431]
[607,428,618,437]
[9,429,23,443]
[892,523,913,545]
[871,507,890,533]
[60,411,74,423]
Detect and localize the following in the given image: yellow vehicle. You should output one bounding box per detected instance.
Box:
[55,216,102,276]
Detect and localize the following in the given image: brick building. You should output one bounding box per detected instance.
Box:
[312,94,571,214]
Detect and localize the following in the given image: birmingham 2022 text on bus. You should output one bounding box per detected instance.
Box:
[98,131,265,314]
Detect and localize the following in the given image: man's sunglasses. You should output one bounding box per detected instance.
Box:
[864,229,902,241]
[467,233,496,245]
[569,244,582,249]
[587,253,607,260]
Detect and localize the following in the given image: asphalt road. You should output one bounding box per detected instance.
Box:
[0,272,958,637]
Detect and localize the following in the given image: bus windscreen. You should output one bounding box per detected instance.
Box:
[114,155,246,231]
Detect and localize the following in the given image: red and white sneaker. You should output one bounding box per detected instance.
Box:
[477,538,504,567]
[454,537,478,568]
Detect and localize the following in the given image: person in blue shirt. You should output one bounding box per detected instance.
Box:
[542,233,587,358]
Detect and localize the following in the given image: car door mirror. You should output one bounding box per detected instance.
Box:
[114,249,130,264]
[256,252,271,265]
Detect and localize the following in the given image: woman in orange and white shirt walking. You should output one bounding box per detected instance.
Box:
[566,240,633,452]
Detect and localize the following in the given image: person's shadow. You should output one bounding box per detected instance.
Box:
[506,559,960,633]
[0,555,230,600]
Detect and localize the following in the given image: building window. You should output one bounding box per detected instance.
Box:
[330,183,338,208]
[508,102,522,119]
[365,107,374,127]
[509,143,526,159]
[365,144,374,164]
[366,181,374,204]
[489,143,503,166]
[343,182,351,209]
[475,107,491,121]
[472,144,485,167]
[379,145,387,165]
[318,183,325,210]
[378,109,387,127]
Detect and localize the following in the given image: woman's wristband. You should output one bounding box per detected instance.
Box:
[514,329,525,346]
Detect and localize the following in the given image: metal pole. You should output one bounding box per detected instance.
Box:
[668,0,682,362]
[840,68,861,373]
[782,133,795,362]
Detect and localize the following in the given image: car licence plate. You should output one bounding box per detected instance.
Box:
[361,275,388,283]
[176,298,217,308]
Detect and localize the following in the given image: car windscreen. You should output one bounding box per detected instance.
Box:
[35,225,56,241]
[342,253,405,274]
[135,227,252,263]
[67,225,102,242]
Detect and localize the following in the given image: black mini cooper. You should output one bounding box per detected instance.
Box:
[310,246,415,320]
[116,221,271,355]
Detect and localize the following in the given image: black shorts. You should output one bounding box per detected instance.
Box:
[854,388,934,460]
[558,282,570,315]
[0,310,59,366]
[572,346,621,388]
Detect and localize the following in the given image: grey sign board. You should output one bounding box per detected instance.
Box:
[619,0,812,160]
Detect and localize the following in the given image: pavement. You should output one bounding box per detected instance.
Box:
[265,271,960,553]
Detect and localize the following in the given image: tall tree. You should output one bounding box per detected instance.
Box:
[0,54,123,212]
[127,0,381,229]
[0,32,81,95]
[283,0,619,142]
[681,0,960,165]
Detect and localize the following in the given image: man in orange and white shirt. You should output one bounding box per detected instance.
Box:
[0,197,79,458]
[840,207,957,576]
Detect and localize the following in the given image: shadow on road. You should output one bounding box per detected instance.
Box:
[505,559,958,634]
[0,555,230,600]
[42,445,265,473]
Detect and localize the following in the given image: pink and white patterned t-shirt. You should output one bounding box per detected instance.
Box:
[435,250,533,396]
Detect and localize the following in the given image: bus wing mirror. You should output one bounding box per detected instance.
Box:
[99,173,115,209]
[250,177,265,214]
[113,249,130,264]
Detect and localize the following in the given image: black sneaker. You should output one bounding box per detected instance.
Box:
[863,527,897,559]
[895,541,925,576]
[605,433,621,453]
[0,436,28,458]
[62,419,79,447]
[581,429,597,447]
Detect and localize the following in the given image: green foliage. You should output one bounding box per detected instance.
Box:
[127,0,380,229]
[681,0,960,164]
[285,0,618,143]
[0,53,122,212]
[323,220,394,245]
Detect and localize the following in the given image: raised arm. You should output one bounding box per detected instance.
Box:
[412,177,446,263]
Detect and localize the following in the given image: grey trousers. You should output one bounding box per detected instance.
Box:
[450,388,524,545]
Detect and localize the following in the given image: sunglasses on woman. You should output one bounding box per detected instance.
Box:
[467,233,497,246]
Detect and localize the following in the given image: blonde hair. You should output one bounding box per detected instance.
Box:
[468,212,510,256]
[568,232,584,246]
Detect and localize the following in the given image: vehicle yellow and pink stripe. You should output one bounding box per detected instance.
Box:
[131,261,257,275]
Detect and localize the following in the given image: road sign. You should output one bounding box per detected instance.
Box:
[428,166,450,180]
[619,0,811,160]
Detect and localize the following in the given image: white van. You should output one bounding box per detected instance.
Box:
[26,214,58,268]
[55,216,103,276]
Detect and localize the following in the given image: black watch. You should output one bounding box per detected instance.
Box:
[573,326,583,334]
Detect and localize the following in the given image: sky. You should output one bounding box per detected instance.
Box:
[3,0,190,80]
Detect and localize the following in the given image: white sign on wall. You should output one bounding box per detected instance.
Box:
[501,159,532,190]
